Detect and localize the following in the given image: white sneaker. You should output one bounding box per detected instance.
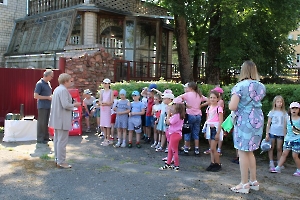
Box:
[151,142,157,148]
[121,142,126,148]
[114,142,121,148]
[155,143,160,149]
[102,139,109,146]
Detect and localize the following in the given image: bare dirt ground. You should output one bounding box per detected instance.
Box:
[0,132,299,200]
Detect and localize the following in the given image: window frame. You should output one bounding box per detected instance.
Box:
[0,0,7,5]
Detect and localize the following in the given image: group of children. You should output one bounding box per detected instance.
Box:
[81,79,300,175]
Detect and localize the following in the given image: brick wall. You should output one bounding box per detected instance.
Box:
[83,12,97,45]
[0,0,27,66]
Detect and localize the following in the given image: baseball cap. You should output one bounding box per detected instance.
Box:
[113,90,118,96]
[173,97,184,104]
[103,78,111,84]
[119,89,126,95]
[212,86,224,94]
[290,102,300,108]
[83,89,92,95]
[148,83,157,91]
[132,91,140,96]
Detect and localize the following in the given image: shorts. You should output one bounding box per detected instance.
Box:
[141,114,146,126]
[269,133,284,140]
[210,127,217,140]
[145,116,154,127]
[128,117,142,133]
[85,111,90,118]
[94,108,100,118]
[283,138,300,153]
[184,114,201,141]
[111,113,117,123]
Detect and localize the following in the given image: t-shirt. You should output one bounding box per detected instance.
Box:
[146,97,154,116]
[168,113,184,136]
[268,110,287,136]
[130,101,144,119]
[206,106,223,123]
[182,92,207,116]
[111,98,118,114]
[152,104,162,118]
[285,117,300,142]
[83,96,96,111]
[34,79,52,109]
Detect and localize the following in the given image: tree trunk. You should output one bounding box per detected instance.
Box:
[206,6,221,85]
[174,14,192,83]
[192,42,200,82]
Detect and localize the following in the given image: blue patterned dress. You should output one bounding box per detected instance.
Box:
[231,80,266,151]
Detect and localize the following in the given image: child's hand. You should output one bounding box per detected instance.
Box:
[215,133,220,141]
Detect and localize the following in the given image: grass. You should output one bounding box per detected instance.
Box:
[0,126,4,134]
[39,153,51,160]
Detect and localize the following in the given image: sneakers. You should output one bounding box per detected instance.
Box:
[180,146,191,151]
[206,163,216,171]
[159,164,172,170]
[155,143,161,149]
[162,157,168,161]
[194,148,200,155]
[98,132,104,138]
[136,143,141,148]
[217,149,222,156]
[144,137,151,144]
[231,157,239,164]
[121,142,126,148]
[128,143,132,148]
[211,163,222,172]
[293,170,300,177]
[86,128,91,133]
[114,142,121,148]
[151,142,157,148]
[156,147,163,152]
[271,166,281,173]
[101,139,109,146]
[173,166,179,171]
[165,148,168,153]
[203,149,211,154]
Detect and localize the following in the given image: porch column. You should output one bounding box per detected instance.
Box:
[83,12,97,45]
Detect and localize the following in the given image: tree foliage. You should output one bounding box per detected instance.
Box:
[146,0,300,84]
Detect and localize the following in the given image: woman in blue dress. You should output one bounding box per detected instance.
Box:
[229,60,266,194]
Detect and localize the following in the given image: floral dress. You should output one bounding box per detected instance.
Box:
[231,80,266,151]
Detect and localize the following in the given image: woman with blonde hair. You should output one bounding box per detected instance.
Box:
[229,60,266,193]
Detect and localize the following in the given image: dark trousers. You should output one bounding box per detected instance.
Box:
[37,108,50,142]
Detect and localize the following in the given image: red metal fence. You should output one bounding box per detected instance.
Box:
[0,68,61,126]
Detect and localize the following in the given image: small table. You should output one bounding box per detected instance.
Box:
[3,120,37,142]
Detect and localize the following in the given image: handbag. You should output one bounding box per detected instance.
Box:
[289,115,300,135]
[182,113,191,134]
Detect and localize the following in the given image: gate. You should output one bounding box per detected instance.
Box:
[0,68,62,126]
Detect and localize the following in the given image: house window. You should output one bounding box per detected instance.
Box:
[298,35,300,41]
[288,34,293,40]
[297,54,300,63]
[0,0,7,5]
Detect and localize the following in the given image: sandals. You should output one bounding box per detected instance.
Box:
[230,183,250,194]
[249,180,259,191]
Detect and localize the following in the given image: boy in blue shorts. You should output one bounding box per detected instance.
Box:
[128,91,145,148]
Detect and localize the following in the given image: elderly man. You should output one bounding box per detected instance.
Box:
[49,73,81,168]
[34,69,53,144]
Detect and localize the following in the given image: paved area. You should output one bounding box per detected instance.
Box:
[0,132,299,200]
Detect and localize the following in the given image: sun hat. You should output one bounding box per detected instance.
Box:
[103,78,111,84]
[260,139,272,154]
[172,97,184,104]
[289,102,300,108]
[212,86,224,94]
[161,89,174,99]
[83,89,92,95]
[113,90,118,96]
[132,91,140,96]
[119,89,126,95]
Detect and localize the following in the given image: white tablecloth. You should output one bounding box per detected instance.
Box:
[3,120,37,142]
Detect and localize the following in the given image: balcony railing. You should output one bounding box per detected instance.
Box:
[28,0,168,17]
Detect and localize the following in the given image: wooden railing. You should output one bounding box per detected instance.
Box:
[28,0,84,16]
[28,0,168,16]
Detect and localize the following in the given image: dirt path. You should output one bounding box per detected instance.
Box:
[0,133,299,200]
